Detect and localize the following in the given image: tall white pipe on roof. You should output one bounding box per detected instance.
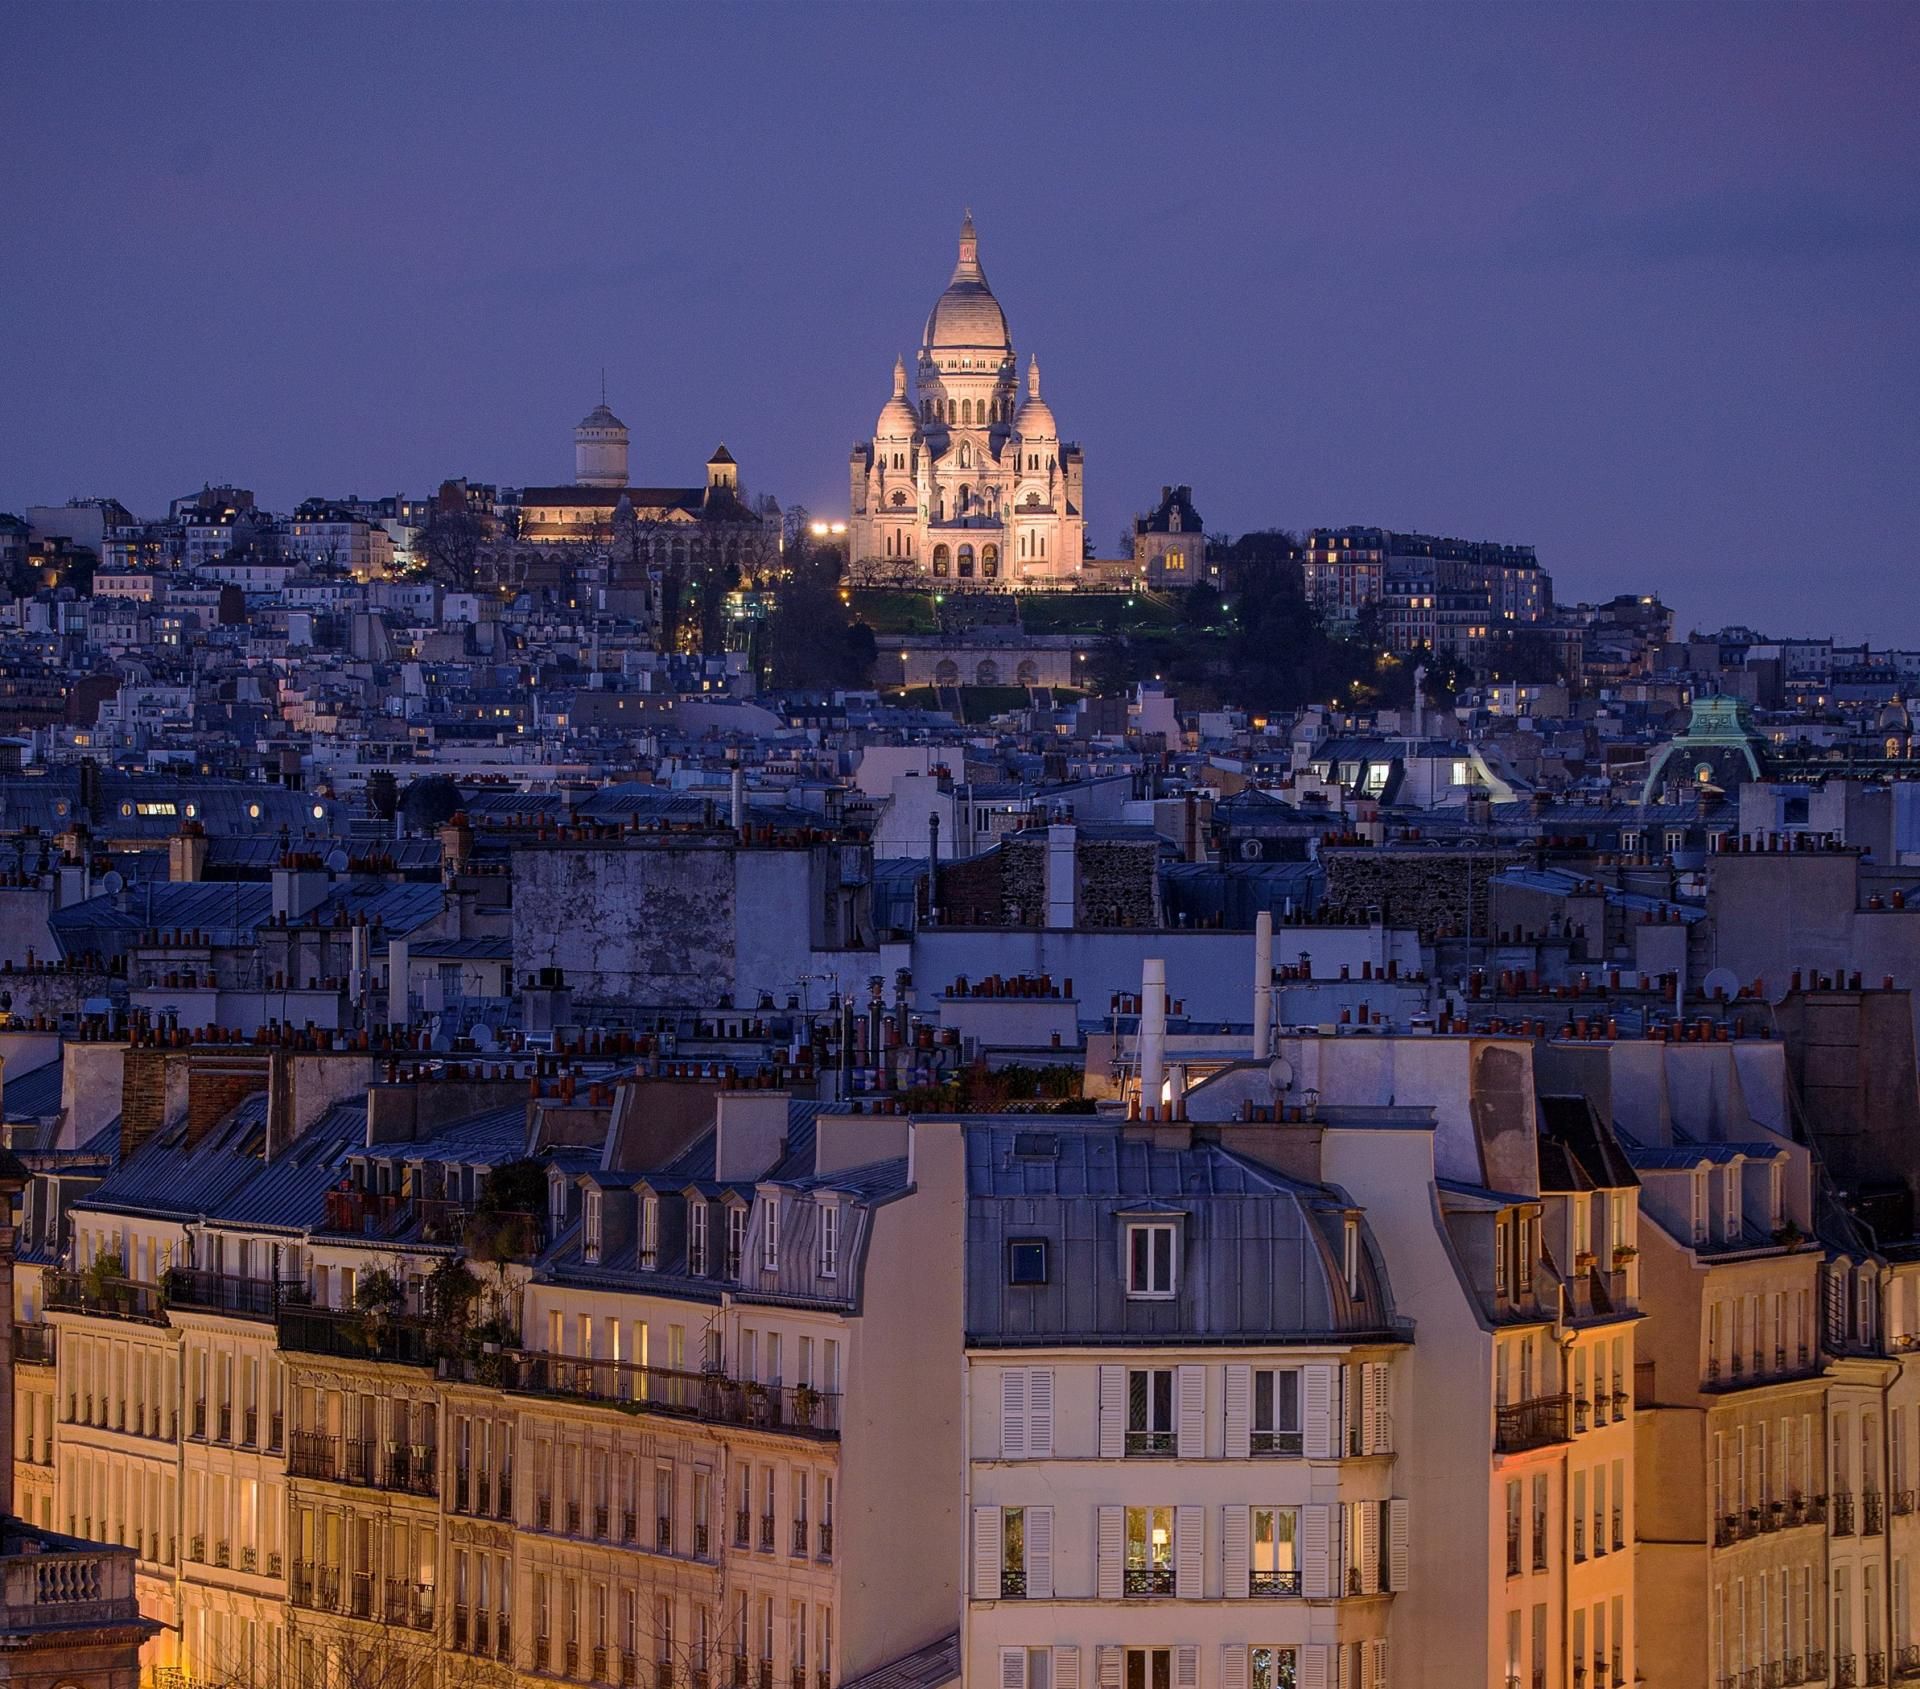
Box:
[1139,957,1166,1118]
[730,765,746,831]
[1253,909,1273,1058]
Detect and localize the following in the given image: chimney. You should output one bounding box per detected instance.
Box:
[1045,823,1076,929]
[169,825,209,883]
[730,764,746,831]
[1253,909,1273,1058]
[271,864,330,922]
[1139,958,1167,1116]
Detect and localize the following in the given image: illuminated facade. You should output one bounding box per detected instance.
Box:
[848,216,1085,589]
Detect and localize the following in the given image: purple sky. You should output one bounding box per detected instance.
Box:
[3,2,1915,642]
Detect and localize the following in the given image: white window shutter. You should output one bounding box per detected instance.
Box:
[1372,1641,1389,1689]
[1358,1503,1379,1596]
[1097,1648,1122,1689]
[1002,1651,1028,1689]
[1224,1365,1251,1460]
[1002,1370,1029,1460]
[1175,1647,1199,1689]
[1175,1503,1203,1599]
[1304,1365,1335,1460]
[1029,1368,1055,1458]
[1388,1498,1410,1591]
[1223,1504,1251,1598]
[1027,1506,1054,1600]
[1055,1648,1081,1689]
[1371,1363,1392,1453]
[1302,1504,1331,1598]
[1221,1648,1249,1689]
[1177,1365,1206,1459]
[1299,1646,1330,1689]
[1358,1642,1374,1689]
[1099,1367,1126,1459]
[1360,1364,1378,1456]
[973,1506,1001,1598]
[1097,1506,1124,1601]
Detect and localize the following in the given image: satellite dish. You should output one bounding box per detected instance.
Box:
[100,870,124,894]
[430,1032,453,1052]
[325,848,349,873]
[1702,967,1741,1003]
[471,1023,496,1050]
[1267,1056,1294,1094]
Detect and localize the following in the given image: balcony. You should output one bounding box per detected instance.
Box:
[382,1443,438,1498]
[43,1270,167,1324]
[1833,1493,1857,1536]
[1123,1566,1175,1597]
[624,1509,638,1544]
[164,1268,306,1321]
[734,1510,750,1548]
[658,1516,674,1553]
[1250,1569,1302,1597]
[758,1515,775,1553]
[288,1430,338,1481]
[1896,1490,1917,1517]
[1000,1569,1026,1599]
[0,1535,147,1635]
[1834,1656,1858,1689]
[792,1518,810,1557]
[349,1570,373,1619]
[1124,1430,1176,1457]
[1865,1490,1885,1535]
[1496,1394,1571,1454]
[384,1578,435,1630]
[291,1561,341,1611]
[15,1323,54,1366]
[277,1305,434,1368]
[493,1352,841,1439]
[818,1521,833,1560]
[1896,1642,1920,1676]
[1867,1655,1886,1687]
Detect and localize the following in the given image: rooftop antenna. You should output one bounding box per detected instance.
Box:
[600,367,607,406]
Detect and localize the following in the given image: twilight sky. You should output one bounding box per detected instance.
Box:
[2,1,1915,642]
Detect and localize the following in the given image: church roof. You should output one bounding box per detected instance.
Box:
[924,212,1010,356]
[576,404,628,433]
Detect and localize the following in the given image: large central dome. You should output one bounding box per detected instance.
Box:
[923,211,1011,356]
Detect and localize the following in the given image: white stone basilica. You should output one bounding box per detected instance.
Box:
[848,213,1084,587]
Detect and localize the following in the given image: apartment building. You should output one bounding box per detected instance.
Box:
[959,1116,1407,1689]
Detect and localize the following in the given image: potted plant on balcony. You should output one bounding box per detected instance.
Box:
[792,1384,821,1428]
[355,1265,405,1346]
[82,1246,127,1311]
[1573,1250,1596,1273]
[1772,1219,1806,1248]
[425,1257,480,1373]
[1611,1244,1637,1267]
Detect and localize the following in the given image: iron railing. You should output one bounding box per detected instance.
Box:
[491,1351,840,1438]
[1495,1394,1571,1454]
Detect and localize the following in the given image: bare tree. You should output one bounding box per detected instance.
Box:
[416,509,488,592]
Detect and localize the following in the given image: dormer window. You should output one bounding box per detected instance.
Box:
[582,1191,603,1263]
[819,1202,840,1279]
[637,1195,659,1270]
[1722,1164,1741,1242]
[1769,1162,1785,1231]
[726,1206,746,1278]
[761,1198,780,1273]
[549,1175,568,1239]
[688,1203,709,1276]
[1343,1219,1362,1299]
[1691,1168,1710,1242]
[1125,1221,1177,1300]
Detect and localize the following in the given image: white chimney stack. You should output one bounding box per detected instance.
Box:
[731,764,746,831]
[1139,958,1167,1118]
[1253,909,1273,1058]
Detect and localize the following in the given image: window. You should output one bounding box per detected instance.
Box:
[1127,1369,1176,1455]
[726,1207,746,1277]
[1691,1167,1710,1242]
[688,1204,709,1276]
[1126,1223,1176,1299]
[582,1192,603,1264]
[1124,1508,1175,1596]
[1126,1651,1172,1689]
[1001,1506,1026,1598]
[761,1199,780,1272]
[640,1197,659,1270]
[1251,1368,1302,1456]
[1247,1648,1297,1689]
[1250,1506,1299,1596]
[1008,1240,1048,1286]
[1343,1219,1362,1298]
[819,1204,839,1278]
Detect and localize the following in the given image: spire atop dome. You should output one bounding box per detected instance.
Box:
[893,356,908,398]
[1027,355,1041,398]
[952,209,983,285]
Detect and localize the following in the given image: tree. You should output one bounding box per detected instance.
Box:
[763,537,874,692]
[415,508,487,591]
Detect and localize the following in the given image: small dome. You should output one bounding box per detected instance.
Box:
[923,211,1011,356]
[1012,356,1056,438]
[876,357,917,437]
[578,403,628,434]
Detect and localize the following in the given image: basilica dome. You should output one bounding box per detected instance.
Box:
[1012,356,1056,438]
[923,212,1011,356]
